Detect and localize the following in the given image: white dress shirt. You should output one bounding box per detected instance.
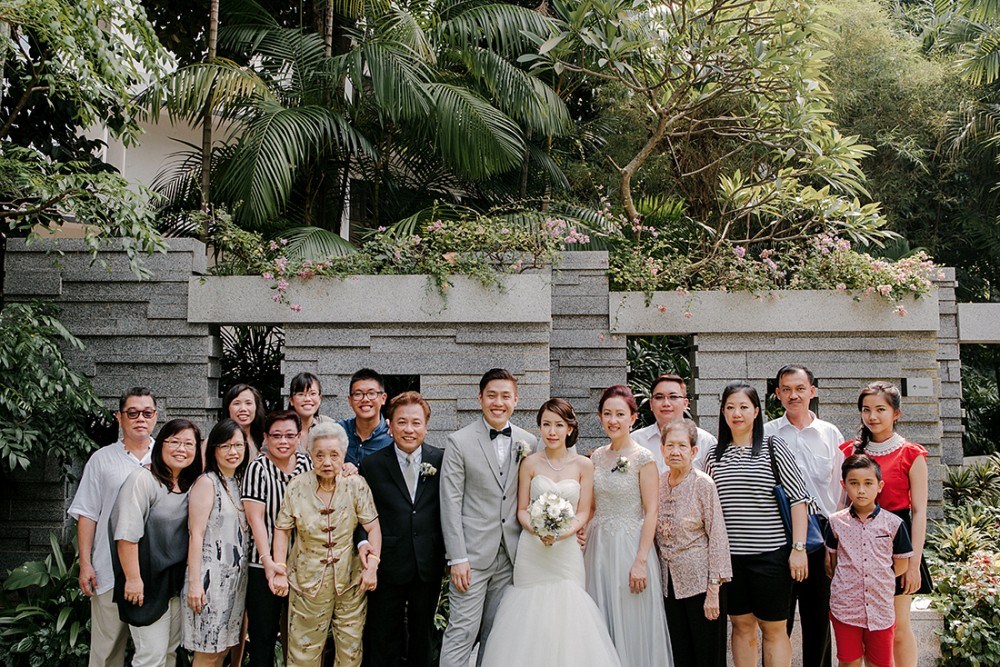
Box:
[633,422,718,473]
[485,418,512,466]
[394,444,422,501]
[67,439,152,595]
[764,413,845,517]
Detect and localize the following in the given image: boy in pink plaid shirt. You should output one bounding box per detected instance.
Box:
[826,454,912,667]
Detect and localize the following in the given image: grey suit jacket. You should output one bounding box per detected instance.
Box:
[440,418,537,571]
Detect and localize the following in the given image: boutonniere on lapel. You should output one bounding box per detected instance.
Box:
[514,440,532,463]
[419,462,437,478]
[611,456,630,473]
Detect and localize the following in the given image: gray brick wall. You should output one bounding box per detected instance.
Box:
[550,252,626,454]
[2,238,219,567]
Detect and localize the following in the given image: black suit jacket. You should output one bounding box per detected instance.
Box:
[358,443,446,586]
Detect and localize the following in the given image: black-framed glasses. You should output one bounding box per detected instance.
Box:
[350,390,384,401]
[216,441,246,451]
[121,408,157,420]
[267,432,300,441]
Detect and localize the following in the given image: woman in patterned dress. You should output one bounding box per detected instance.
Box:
[182,419,250,665]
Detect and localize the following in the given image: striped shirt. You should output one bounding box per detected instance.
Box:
[704,436,809,556]
[242,451,312,567]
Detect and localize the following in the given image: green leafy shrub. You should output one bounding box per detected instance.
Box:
[0,302,106,472]
[0,534,90,667]
[928,455,1000,666]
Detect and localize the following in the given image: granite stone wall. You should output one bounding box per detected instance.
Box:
[2,238,219,569]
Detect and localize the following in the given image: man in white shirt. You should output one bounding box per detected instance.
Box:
[632,374,717,472]
[68,388,157,667]
[764,365,845,667]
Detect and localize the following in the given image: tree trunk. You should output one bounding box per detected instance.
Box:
[620,109,669,222]
[200,0,220,237]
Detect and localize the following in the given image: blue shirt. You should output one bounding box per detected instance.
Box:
[340,417,393,465]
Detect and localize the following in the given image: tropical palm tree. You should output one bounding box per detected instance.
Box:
[145,0,574,257]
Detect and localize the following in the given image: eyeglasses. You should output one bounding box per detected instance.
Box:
[293,391,320,400]
[216,441,246,451]
[164,439,197,451]
[121,409,157,420]
[350,390,384,401]
[651,393,687,403]
[267,432,300,441]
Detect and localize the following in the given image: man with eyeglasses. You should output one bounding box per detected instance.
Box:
[68,387,158,667]
[633,374,717,472]
[338,368,393,466]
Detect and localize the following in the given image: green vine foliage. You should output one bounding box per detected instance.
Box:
[928,455,1000,666]
[0,302,105,472]
[0,534,90,667]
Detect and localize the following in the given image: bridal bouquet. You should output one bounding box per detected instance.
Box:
[528,492,575,538]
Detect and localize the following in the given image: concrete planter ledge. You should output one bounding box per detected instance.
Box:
[188,273,552,324]
[610,289,940,335]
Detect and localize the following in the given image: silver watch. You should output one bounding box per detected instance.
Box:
[792,542,806,552]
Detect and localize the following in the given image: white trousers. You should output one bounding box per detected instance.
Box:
[89,589,128,667]
[128,596,182,667]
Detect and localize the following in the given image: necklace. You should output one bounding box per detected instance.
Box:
[865,432,905,456]
[219,473,244,513]
[544,448,573,471]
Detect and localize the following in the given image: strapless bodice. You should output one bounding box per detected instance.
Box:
[530,475,581,509]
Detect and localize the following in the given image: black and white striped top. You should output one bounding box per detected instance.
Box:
[242,451,313,567]
[704,436,810,556]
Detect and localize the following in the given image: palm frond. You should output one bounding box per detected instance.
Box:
[959,31,1000,85]
[139,60,273,125]
[216,101,374,228]
[527,144,570,191]
[437,3,556,58]
[455,47,570,136]
[343,40,433,122]
[385,203,477,236]
[279,226,358,259]
[424,83,524,179]
[959,0,1000,23]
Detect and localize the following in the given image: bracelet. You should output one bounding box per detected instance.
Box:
[708,578,721,586]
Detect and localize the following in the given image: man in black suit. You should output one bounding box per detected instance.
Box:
[358,391,445,667]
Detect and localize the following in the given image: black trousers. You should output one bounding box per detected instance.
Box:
[663,578,728,667]
[786,547,832,667]
[363,577,440,667]
[246,566,286,667]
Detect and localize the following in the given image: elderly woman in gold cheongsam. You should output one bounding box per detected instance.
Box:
[269,422,382,666]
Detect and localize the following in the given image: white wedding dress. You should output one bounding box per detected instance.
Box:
[480,475,622,667]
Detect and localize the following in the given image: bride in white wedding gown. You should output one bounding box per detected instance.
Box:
[481,399,621,667]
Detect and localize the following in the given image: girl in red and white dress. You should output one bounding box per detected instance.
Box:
[841,381,930,667]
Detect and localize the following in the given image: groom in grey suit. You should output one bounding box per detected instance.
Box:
[439,368,537,667]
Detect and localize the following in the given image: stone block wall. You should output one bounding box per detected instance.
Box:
[550,252,627,454]
[2,238,219,566]
[283,321,552,446]
[935,268,964,467]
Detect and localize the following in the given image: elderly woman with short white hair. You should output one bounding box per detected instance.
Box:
[269,422,382,666]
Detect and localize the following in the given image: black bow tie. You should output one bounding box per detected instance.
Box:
[489,426,512,440]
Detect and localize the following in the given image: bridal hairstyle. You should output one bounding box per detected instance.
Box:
[205,418,249,482]
[714,381,765,462]
[222,383,266,447]
[479,368,518,392]
[536,398,579,448]
[660,418,698,449]
[149,418,203,492]
[598,385,639,414]
[854,381,902,454]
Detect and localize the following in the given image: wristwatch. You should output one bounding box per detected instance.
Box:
[792,542,806,552]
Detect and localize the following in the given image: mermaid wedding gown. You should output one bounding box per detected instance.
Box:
[480,475,621,666]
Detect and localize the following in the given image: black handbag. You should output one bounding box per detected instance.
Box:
[767,436,825,553]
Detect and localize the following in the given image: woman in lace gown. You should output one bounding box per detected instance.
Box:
[481,399,621,667]
[585,385,673,667]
